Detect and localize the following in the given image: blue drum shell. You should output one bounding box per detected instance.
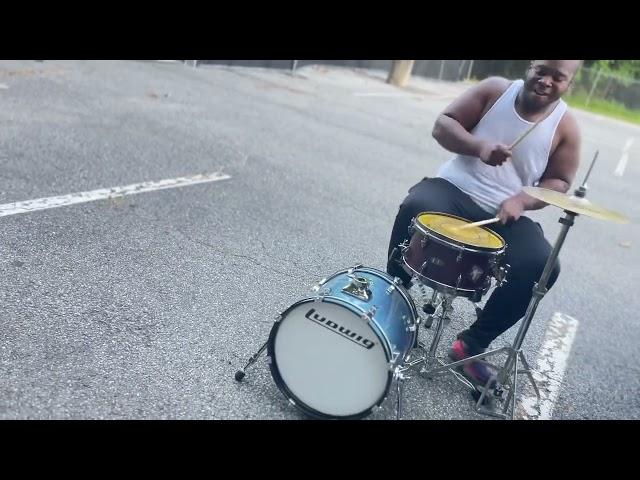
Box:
[317,266,417,363]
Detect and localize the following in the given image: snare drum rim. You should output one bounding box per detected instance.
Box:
[267,297,393,420]
[413,212,506,255]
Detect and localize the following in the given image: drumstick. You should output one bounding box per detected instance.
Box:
[455,217,501,230]
[509,99,562,150]
[509,118,544,150]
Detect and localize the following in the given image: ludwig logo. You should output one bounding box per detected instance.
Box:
[305,308,375,349]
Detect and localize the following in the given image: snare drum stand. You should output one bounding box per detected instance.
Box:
[400,288,479,390]
[416,183,587,419]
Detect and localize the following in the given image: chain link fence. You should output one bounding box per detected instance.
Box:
[192,60,473,82]
[467,61,640,111]
[570,66,640,111]
[180,61,640,115]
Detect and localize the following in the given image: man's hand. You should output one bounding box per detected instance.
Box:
[479,142,512,166]
[497,196,525,224]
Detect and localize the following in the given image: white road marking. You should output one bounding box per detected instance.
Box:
[0,172,231,218]
[517,312,579,420]
[614,138,634,177]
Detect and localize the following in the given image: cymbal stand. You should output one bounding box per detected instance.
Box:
[415,151,598,419]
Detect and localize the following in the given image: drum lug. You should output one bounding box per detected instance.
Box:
[406,324,417,333]
[274,314,283,323]
[388,351,400,370]
[408,219,415,236]
[420,237,428,249]
[495,263,511,287]
[456,274,463,289]
[313,286,332,301]
[361,306,377,323]
[347,265,363,275]
[311,277,328,292]
[456,251,464,263]
[386,277,404,294]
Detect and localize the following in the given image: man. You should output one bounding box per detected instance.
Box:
[387,60,582,385]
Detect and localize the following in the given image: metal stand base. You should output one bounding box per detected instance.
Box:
[234,340,268,382]
[399,284,542,420]
[414,345,540,420]
[400,211,580,419]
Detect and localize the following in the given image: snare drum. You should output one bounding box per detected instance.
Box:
[266,266,418,419]
[402,212,506,301]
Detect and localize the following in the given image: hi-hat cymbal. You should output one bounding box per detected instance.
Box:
[522,187,630,224]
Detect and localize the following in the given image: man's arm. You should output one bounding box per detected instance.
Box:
[432,77,513,166]
[497,112,581,223]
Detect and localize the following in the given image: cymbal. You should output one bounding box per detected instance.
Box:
[522,187,630,224]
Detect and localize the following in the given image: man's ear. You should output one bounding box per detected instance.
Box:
[525,61,535,77]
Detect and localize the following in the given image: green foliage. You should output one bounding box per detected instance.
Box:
[585,60,640,84]
[566,91,640,125]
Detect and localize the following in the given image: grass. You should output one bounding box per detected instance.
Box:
[465,78,640,125]
[565,91,640,125]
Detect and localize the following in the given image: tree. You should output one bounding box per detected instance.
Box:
[387,61,415,87]
[589,60,640,81]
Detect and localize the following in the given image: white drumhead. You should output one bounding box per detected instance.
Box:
[273,300,390,417]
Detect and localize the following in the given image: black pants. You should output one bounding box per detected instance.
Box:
[387,177,560,353]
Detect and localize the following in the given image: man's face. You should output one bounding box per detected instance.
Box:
[522,60,580,109]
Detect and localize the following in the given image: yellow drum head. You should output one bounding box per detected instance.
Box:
[416,212,504,249]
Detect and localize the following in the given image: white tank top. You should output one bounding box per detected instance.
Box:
[436,79,567,214]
